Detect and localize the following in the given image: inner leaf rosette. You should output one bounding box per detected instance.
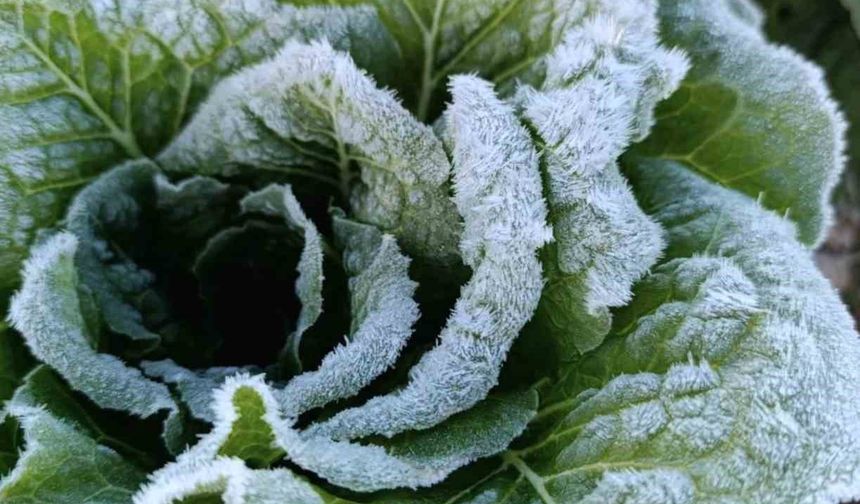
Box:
[1,0,858,503]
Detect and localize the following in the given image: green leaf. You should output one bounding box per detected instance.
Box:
[276,212,418,418]
[440,162,860,503]
[0,325,33,402]
[518,0,688,359]
[7,231,183,450]
[756,0,860,186]
[160,40,462,267]
[65,160,160,348]
[0,405,145,504]
[295,0,587,120]
[0,415,21,475]
[216,385,284,469]
[844,0,860,35]
[134,457,327,504]
[155,374,538,494]
[309,75,551,441]
[632,0,847,246]
[142,361,256,424]
[10,365,168,471]
[0,0,394,300]
[240,185,325,373]
[385,389,538,469]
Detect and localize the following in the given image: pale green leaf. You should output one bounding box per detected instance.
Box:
[155,374,538,493]
[0,0,396,298]
[295,0,587,120]
[441,162,860,503]
[133,457,325,504]
[10,365,168,470]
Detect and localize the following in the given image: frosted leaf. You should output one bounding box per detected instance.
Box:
[518,0,689,356]
[0,405,145,503]
[64,160,159,347]
[633,0,847,246]
[149,205,416,423]
[445,163,860,503]
[309,75,551,440]
[133,457,324,504]
[6,232,183,450]
[141,359,257,423]
[160,40,462,266]
[152,374,537,493]
[241,185,325,372]
[300,0,588,119]
[277,213,418,418]
[7,366,158,464]
[0,0,395,299]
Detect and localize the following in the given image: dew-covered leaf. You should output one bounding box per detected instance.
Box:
[632,0,847,246]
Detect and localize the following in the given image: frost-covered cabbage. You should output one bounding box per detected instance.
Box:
[1,0,859,503]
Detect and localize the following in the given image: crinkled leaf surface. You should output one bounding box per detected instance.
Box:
[277,212,418,418]
[139,374,538,499]
[519,0,687,359]
[309,75,551,441]
[64,160,160,348]
[756,0,860,187]
[1,0,859,502]
[632,0,846,246]
[294,0,584,120]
